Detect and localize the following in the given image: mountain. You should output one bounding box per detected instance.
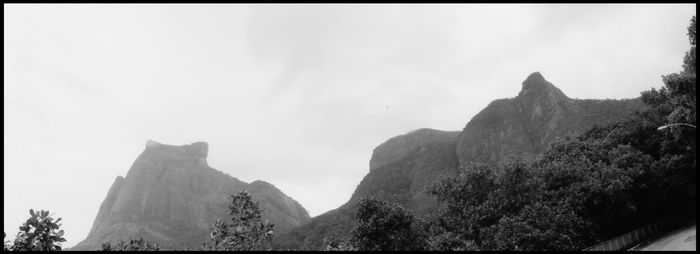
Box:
[275,128,460,250]
[275,72,645,250]
[456,72,645,166]
[358,128,460,215]
[72,140,311,250]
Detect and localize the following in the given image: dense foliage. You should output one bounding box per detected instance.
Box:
[202,190,275,251]
[346,15,696,251]
[321,235,356,251]
[100,239,160,251]
[274,204,356,250]
[349,197,428,251]
[4,209,66,251]
[3,234,9,251]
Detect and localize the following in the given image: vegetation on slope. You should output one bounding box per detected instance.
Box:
[6,15,694,253]
[331,15,696,251]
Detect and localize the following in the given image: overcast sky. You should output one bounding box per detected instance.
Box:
[4,4,695,248]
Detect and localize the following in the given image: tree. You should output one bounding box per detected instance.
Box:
[491,159,542,218]
[7,209,66,251]
[203,190,274,251]
[424,229,478,251]
[683,16,696,76]
[100,239,160,251]
[641,16,696,148]
[390,15,697,252]
[349,197,427,251]
[521,17,698,243]
[424,143,644,250]
[532,138,645,240]
[639,15,696,216]
[483,202,591,251]
[4,233,11,251]
[426,163,499,248]
[321,235,355,251]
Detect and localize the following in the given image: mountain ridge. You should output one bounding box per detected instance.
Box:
[456,72,644,165]
[275,72,646,250]
[73,140,311,250]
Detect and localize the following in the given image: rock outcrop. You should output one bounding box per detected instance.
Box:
[456,72,644,166]
[72,141,311,250]
[357,128,460,215]
[275,72,645,250]
[276,128,460,250]
[370,128,460,171]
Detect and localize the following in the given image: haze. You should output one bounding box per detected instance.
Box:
[3,4,695,248]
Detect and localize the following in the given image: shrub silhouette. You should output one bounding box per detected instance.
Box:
[100,238,160,251]
[6,209,66,251]
[202,190,274,251]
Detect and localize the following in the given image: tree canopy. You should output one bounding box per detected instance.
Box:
[348,16,695,251]
[5,209,66,251]
[203,190,275,251]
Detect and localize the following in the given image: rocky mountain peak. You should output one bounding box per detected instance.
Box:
[276,71,646,250]
[518,72,569,101]
[74,140,311,250]
[145,139,163,148]
[523,71,546,84]
[188,142,208,158]
[145,140,208,157]
[455,72,643,166]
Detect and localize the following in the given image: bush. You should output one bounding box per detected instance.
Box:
[349,197,427,251]
[202,190,274,251]
[100,239,160,251]
[6,209,66,251]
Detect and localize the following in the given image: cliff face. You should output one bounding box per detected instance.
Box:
[276,129,460,250]
[357,128,460,215]
[276,72,645,250]
[73,140,311,250]
[456,72,644,166]
[370,128,460,171]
